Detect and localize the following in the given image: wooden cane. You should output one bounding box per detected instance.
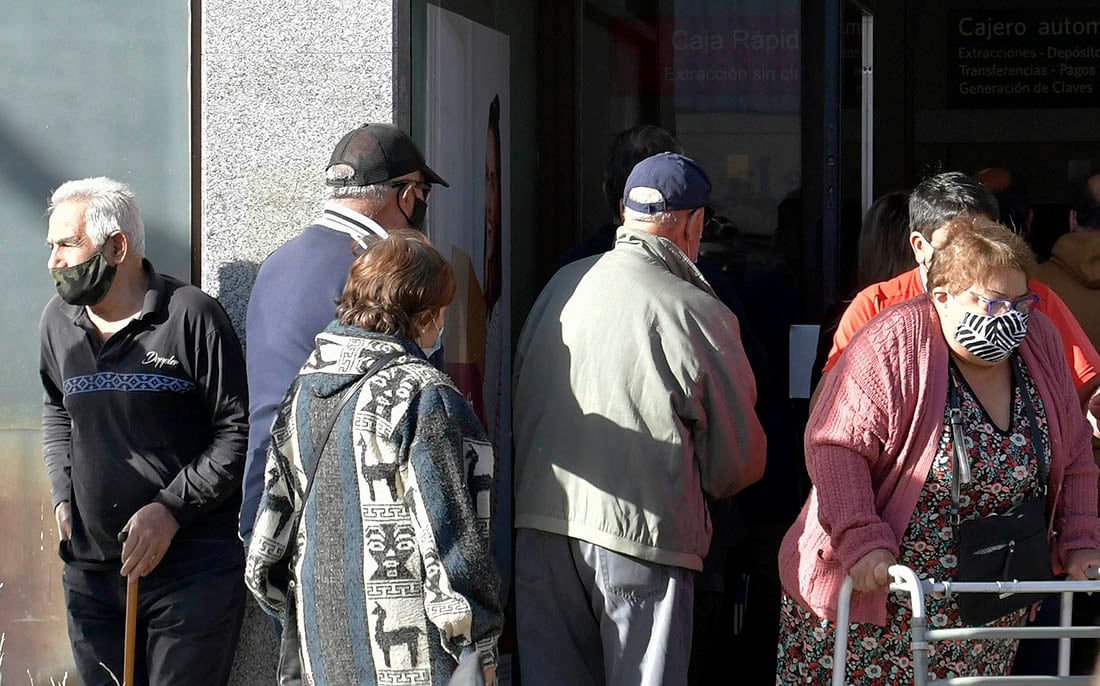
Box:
[117,529,138,686]
[123,577,138,686]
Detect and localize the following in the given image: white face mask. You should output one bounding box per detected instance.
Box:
[420,312,443,358]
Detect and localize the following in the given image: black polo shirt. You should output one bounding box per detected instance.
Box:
[40,261,248,570]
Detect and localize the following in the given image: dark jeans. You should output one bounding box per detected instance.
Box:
[1071,591,1100,674]
[1009,596,1059,676]
[1012,591,1100,675]
[62,538,246,686]
[688,521,787,685]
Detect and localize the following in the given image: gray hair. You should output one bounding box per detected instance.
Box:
[624,186,680,226]
[623,206,677,226]
[49,177,145,256]
[325,164,392,209]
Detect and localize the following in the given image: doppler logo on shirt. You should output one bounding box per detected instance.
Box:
[142,351,180,369]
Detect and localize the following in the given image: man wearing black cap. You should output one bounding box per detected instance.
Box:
[240,123,448,546]
[512,152,766,685]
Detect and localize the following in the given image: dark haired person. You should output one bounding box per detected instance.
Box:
[241,123,448,546]
[810,191,914,406]
[484,96,503,322]
[820,171,1100,408]
[975,166,1032,238]
[553,124,684,269]
[246,230,501,685]
[1034,173,1100,671]
[856,191,913,287]
[1035,173,1100,350]
[447,96,505,460]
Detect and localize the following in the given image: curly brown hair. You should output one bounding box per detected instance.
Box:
[335,229,456,340]
[926,215,1034,294]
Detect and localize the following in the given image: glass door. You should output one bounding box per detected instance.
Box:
[837,0,874,296]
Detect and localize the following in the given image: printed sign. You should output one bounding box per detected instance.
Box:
[661,0,801,114]
[948,9,1100,108]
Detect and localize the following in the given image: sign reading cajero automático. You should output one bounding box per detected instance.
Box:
[948,9,1100,108]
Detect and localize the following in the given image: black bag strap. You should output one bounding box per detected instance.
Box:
[274,352,402,686]
[947,354,1048,521]
[1011,355,1049,490]
[291,351,404,537]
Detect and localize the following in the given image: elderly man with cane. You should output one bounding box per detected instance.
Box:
[40,178,248,685]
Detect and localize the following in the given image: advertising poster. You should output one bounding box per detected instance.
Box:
[425,6,513,600]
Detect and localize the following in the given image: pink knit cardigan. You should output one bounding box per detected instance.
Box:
[779,297,1100,625]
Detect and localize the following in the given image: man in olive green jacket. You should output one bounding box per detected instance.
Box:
[513,152,766,686]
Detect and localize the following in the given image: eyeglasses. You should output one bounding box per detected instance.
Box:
[389,180,432,199]
[968,290,1040,317]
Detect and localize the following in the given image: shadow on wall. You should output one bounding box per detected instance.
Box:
[217,260,260,346]
[217,257,278,685]
[0,115,193,272]
[0,116,60,214]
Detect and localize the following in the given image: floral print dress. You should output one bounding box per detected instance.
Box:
[776,358,1049,684]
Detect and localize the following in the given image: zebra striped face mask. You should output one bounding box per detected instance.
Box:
[952,304,1030,363]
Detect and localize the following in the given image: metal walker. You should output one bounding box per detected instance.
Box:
[832,564,1100,685]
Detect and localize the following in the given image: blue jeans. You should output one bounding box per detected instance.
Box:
[515,528,694,686]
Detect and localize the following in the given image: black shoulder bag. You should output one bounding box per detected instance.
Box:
[950,355,1054,626]
[278,351,403,686]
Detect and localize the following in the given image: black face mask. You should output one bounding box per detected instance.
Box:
[401,196,428,230]
[50,251,117,306]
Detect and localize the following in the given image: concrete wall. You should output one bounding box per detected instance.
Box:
[200,1,397,681]
[201,0,396,332]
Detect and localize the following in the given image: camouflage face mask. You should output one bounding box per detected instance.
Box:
[50,250,117,306]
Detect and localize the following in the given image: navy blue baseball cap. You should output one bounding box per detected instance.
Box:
[622,152,711,214]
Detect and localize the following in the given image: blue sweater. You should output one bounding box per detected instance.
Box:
[241,224,364,540]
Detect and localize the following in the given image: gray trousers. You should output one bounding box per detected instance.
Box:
[515,528,693,686]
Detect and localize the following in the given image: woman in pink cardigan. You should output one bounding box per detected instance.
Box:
[776,217,1100,683]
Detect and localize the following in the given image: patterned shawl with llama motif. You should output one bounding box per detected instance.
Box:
[245,323,501,685]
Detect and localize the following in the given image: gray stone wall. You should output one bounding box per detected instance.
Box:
[201,0,395,336]
[200,2,396,683]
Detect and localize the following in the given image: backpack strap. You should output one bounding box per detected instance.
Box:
[292,350,404,538]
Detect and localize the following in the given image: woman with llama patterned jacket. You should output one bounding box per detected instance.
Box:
[246,230,502,685]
